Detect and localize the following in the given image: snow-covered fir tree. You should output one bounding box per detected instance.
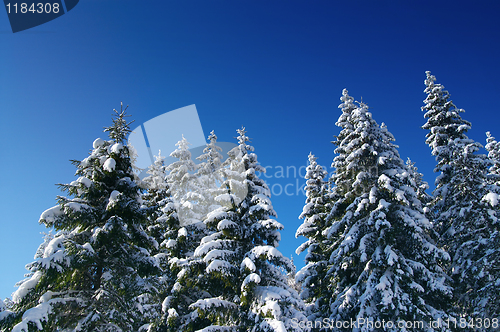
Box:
[148,133,227,332]
[142,155,202,332]
[0,299,9,327]
[330,89,357,202]
[164,135,209,261]
[143,151,171,244]
[435,140,499,318]
[421,71,473,234]
[325,96,453,331]
[195,130,225,219]
[143,151,169,196]
[138,151,184,331]
[0,299,5,318]
[486,131,500,184]
[422,72,500,319]
[166,136,205,227]
[287,256,302,295]
[405,158,432,213]
[0,106,160,331]
[295,153,332,323]
[165,128,307,332]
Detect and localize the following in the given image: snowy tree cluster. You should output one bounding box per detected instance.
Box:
[1,72,499,332]
[0,106,304,332]
[295,72,500,331]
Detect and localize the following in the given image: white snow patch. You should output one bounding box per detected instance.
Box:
[93,138,105,148]
[377,199,390,209]
[111,143,124,154]
[65,202,89,212]
[102,272,112,281]
[43,236,65,261]
[167,308,178,319]
[205,208,228,222]
[384,245,398,266]
[165,239,177,248]
[369,186,377,203]
[410,281,424,293]
[77,176,92,188]
[178,227,187,237]
[378,174,393,191]
[162,296,172,313]
[254,285,291,302]
[242,273,261,287]
[195,240,223,257]
[204,249,233,263]
[80,157,90,168]
[241,257,256,272]
[82,242,94,253]
[217,219,237,231]
[99,155,107,165]
[40,205,63,223]
[12,297,82,332]
[195,326,235,332]
[250,246,283,261]
[376,275,391,291]
[206,259,234,274]
[189,297,237,311]
[103,158,116,172]
[261,300,281,318]
[38,291,54,303]
[267,320,286,332]
[483,192,499,207]
[12,271,43,302]
[109,190,121,202]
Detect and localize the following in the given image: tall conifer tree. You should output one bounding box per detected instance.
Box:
[168,128,306,332]
[295,153,331,323]
[326,95,452,331]
[195,130,225,219]
[486,131,500,183]
[422,72,500,318]
[1,105,159,331]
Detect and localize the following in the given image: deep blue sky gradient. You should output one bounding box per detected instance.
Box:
[1,0,500,300]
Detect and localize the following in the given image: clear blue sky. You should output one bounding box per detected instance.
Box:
[1,0,500,300]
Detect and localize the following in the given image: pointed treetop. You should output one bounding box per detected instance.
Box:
[307,151,317,164]
[198,130,222,162]
[236,126,250,145]
[208,130,218,144]
[424,71,445,97]
[422,71,461,116]
[199,130,223,158]
[175,134,191,151]
[156,149,164,160]
[422,71,472,164]
[235,126,254,155]
[425,70,435,84]
[104,102,134,143]
[339,89,355,111]
[486,131,500,177]
[356,96,370,110]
